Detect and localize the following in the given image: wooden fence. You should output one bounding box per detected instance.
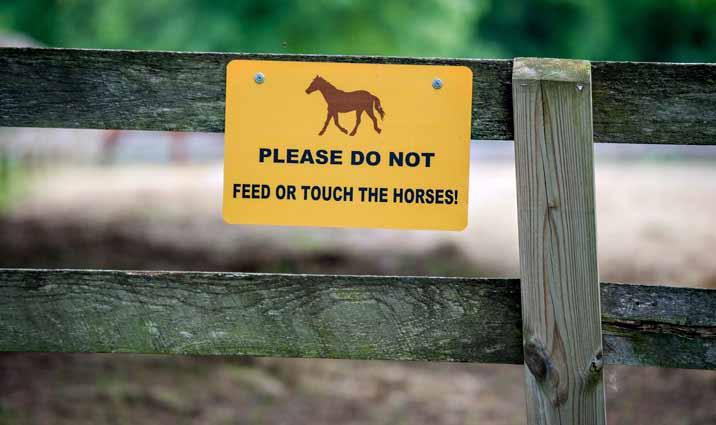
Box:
[1,48,715,424]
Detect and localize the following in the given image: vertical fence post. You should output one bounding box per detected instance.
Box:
[512,58,606,424]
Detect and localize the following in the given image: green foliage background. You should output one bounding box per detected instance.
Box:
[2,0,716,61]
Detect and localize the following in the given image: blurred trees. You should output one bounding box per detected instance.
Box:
[476,0,716,61]
[2,0,716,61]
[0,0,481,56]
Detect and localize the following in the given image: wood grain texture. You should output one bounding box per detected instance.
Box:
[0,269,524,363]
[0,47,510,139]
[601,282,716,370]
[2,48,716,144]
[513,58,605,425]
[0,269,714,370]
[591,61,716,145]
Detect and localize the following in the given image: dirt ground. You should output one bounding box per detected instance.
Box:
[2,354,714,425]
[1,151,715,424]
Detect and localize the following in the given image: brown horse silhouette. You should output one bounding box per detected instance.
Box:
[305,76,385,136]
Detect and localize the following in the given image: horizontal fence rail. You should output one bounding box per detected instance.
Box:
[1,48,716,145]
[1,269,714,370]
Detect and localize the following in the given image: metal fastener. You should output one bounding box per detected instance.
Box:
[254,72,265,84]
[576,84,584,92]
[432,78,443,90]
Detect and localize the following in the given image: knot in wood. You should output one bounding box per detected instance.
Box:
[586,349,604,388]
[524,338,553,382]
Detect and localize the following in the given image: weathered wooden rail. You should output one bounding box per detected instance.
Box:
[2,48,716,144]
[1,270,714,370]
[2,48,715,424]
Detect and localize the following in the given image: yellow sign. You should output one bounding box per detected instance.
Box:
[223,60,473,230]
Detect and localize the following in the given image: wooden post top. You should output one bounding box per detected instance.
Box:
[513,57,591,83]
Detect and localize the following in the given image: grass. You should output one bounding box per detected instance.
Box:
[0,155,28,212]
